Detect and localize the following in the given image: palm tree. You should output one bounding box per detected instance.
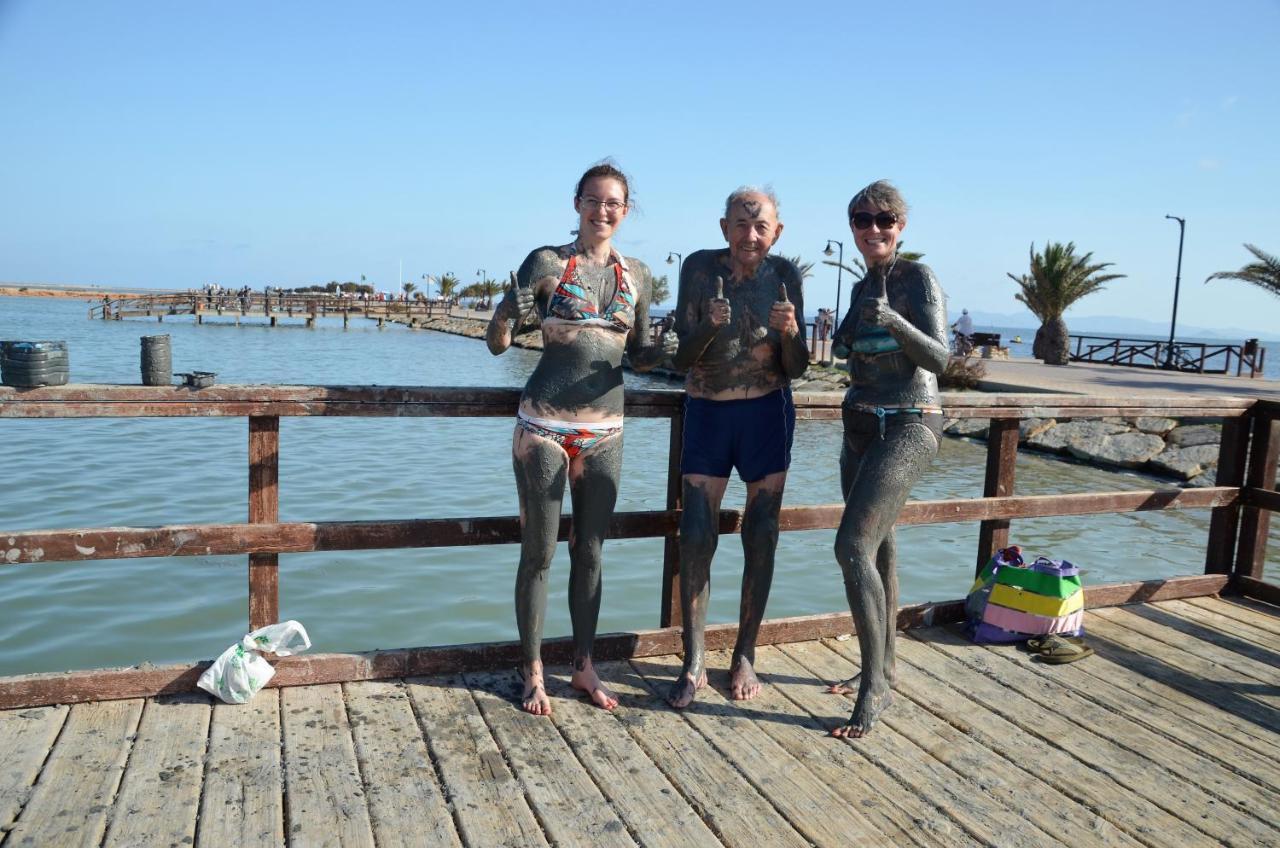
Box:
[438,276,458,302]
[402,280,417,298]
[1205,244,1280,298]
[479,278,503,309]
[649,273,671,306]
[1008,241,1125,365]
[784,255,815,280]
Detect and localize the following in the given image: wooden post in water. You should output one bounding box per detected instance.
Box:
[976,417,1019,575]
[248,416,280,630]
[1205,416,1249,574]
[660,407,685,629]
[1236,410,1279,581]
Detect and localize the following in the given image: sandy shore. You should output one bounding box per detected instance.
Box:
[0,285,156,300]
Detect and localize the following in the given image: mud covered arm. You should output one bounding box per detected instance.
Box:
[486,251,547,356]
[776,264,809,380]
[627,262,677,372]
[831,285,860,362]
[882,265,950,374]
[670,259,723,371]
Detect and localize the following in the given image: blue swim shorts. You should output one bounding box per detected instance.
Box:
[680,387,795,482]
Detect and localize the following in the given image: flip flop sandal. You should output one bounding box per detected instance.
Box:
[1036,636,1094,664]
[1026,634,1085,652]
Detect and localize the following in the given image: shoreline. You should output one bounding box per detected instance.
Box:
[0,285,159,300]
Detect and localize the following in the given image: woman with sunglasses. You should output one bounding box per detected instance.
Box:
[828,180,950,738]
[486,162,675,716]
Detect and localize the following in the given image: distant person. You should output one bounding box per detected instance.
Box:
[951,308,974,355]
[485,161,675,716]
[666,186,808,709]
[828,180,949,738]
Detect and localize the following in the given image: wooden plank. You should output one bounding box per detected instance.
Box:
[1095,606,1279,686]
[886,635,1230,848]
[777,640,1144,848]
[1104,602,1280,672]
[665,647,973,848]
[197,689,284,848]
[103,694,211,848]
[1244,487,1280,512]
[1236,575,1280,607]
[343,681,461,848]
[541,672,724,848]
[1237,416,1280,579]
[248,415,279,630]
[629,655,917,847]
[0,580,1221,711]
[404,674,550,848]
[918,627,1280,842]
[1061,622,1280,762]
[280,684,376,848]
[0,488,1240,567]
[0,704,67,831]
[972,619,1280,796]
[975,417,1019,573]
[3,700,142,848]
[1193,594,1280,636]
[463,670,636,848]
[1206,416,1250,574]
[587,659,810,848]
[1161,598,1280,652]
[1082,616,1280,735]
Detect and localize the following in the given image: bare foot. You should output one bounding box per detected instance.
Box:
[666,668,707,709]
[570,658,618,711]
[730,655,762,700]
[519,664,551,717]
[830,687,893,738]
[826,672,859,695]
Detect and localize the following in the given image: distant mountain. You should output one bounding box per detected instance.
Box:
[965,309,1274,342]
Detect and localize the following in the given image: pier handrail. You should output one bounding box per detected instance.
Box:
[1,385,1276,707]
[1068,333,1268,378]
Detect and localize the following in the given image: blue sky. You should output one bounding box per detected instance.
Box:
[2,0,1278,333]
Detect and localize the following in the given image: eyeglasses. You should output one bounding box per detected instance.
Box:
[851,211,899,230]
[579,197,627,212]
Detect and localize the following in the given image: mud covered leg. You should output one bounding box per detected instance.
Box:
[512,427,568,716]
[566,434,623,710]
[669,475,726,708]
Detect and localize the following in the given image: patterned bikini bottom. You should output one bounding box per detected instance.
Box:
[516,411,624,460]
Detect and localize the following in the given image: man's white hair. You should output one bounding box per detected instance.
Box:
[724,185,780,218]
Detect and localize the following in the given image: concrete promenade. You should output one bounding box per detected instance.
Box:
[978,356,1280,400]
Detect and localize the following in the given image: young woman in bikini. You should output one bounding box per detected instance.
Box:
[486,162,675,715]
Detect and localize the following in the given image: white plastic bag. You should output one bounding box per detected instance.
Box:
[197,620,311,704]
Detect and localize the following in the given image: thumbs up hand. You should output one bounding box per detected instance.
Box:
[708,275,731,328]
[769,282,798,337]
[510,271,535,318]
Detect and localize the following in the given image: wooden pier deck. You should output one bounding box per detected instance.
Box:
[4,596,1279,848]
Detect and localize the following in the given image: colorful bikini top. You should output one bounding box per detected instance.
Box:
[545,245,635,332]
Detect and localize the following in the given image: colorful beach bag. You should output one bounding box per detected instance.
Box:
[966,546,1084,644]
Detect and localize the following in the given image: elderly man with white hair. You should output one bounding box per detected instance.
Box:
[667,186,809,708]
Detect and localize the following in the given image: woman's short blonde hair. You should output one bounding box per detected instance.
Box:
[847,180,908,220]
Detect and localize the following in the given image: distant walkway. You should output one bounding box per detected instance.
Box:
[979,356,1280,400]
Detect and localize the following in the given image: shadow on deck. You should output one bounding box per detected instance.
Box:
[3,596,1279,848]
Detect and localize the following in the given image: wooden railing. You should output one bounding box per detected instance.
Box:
[88,292,455,322]
[0,385,1276,707]
[1069,334,1268,378]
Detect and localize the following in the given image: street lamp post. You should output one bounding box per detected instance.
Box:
[822,239,845,320]
[1163,215,1186,370]
[476,268,486,285]
[666,251,683,279]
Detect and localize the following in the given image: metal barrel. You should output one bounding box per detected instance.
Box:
[1,340,70,387]
[140,334,172,386]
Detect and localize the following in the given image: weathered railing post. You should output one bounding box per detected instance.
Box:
[248,416,281,630]
[976,417,1019,575]
[1236,409,1279,581]
[1205,416,1250,574]
[660,406,685,629]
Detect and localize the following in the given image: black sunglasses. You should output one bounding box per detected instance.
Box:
[851,211,899,230]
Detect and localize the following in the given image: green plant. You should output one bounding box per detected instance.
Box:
[649,273,670,305]
[939,355,987,390]
[1008,241,1125,365]
[1205,244,1280,298]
